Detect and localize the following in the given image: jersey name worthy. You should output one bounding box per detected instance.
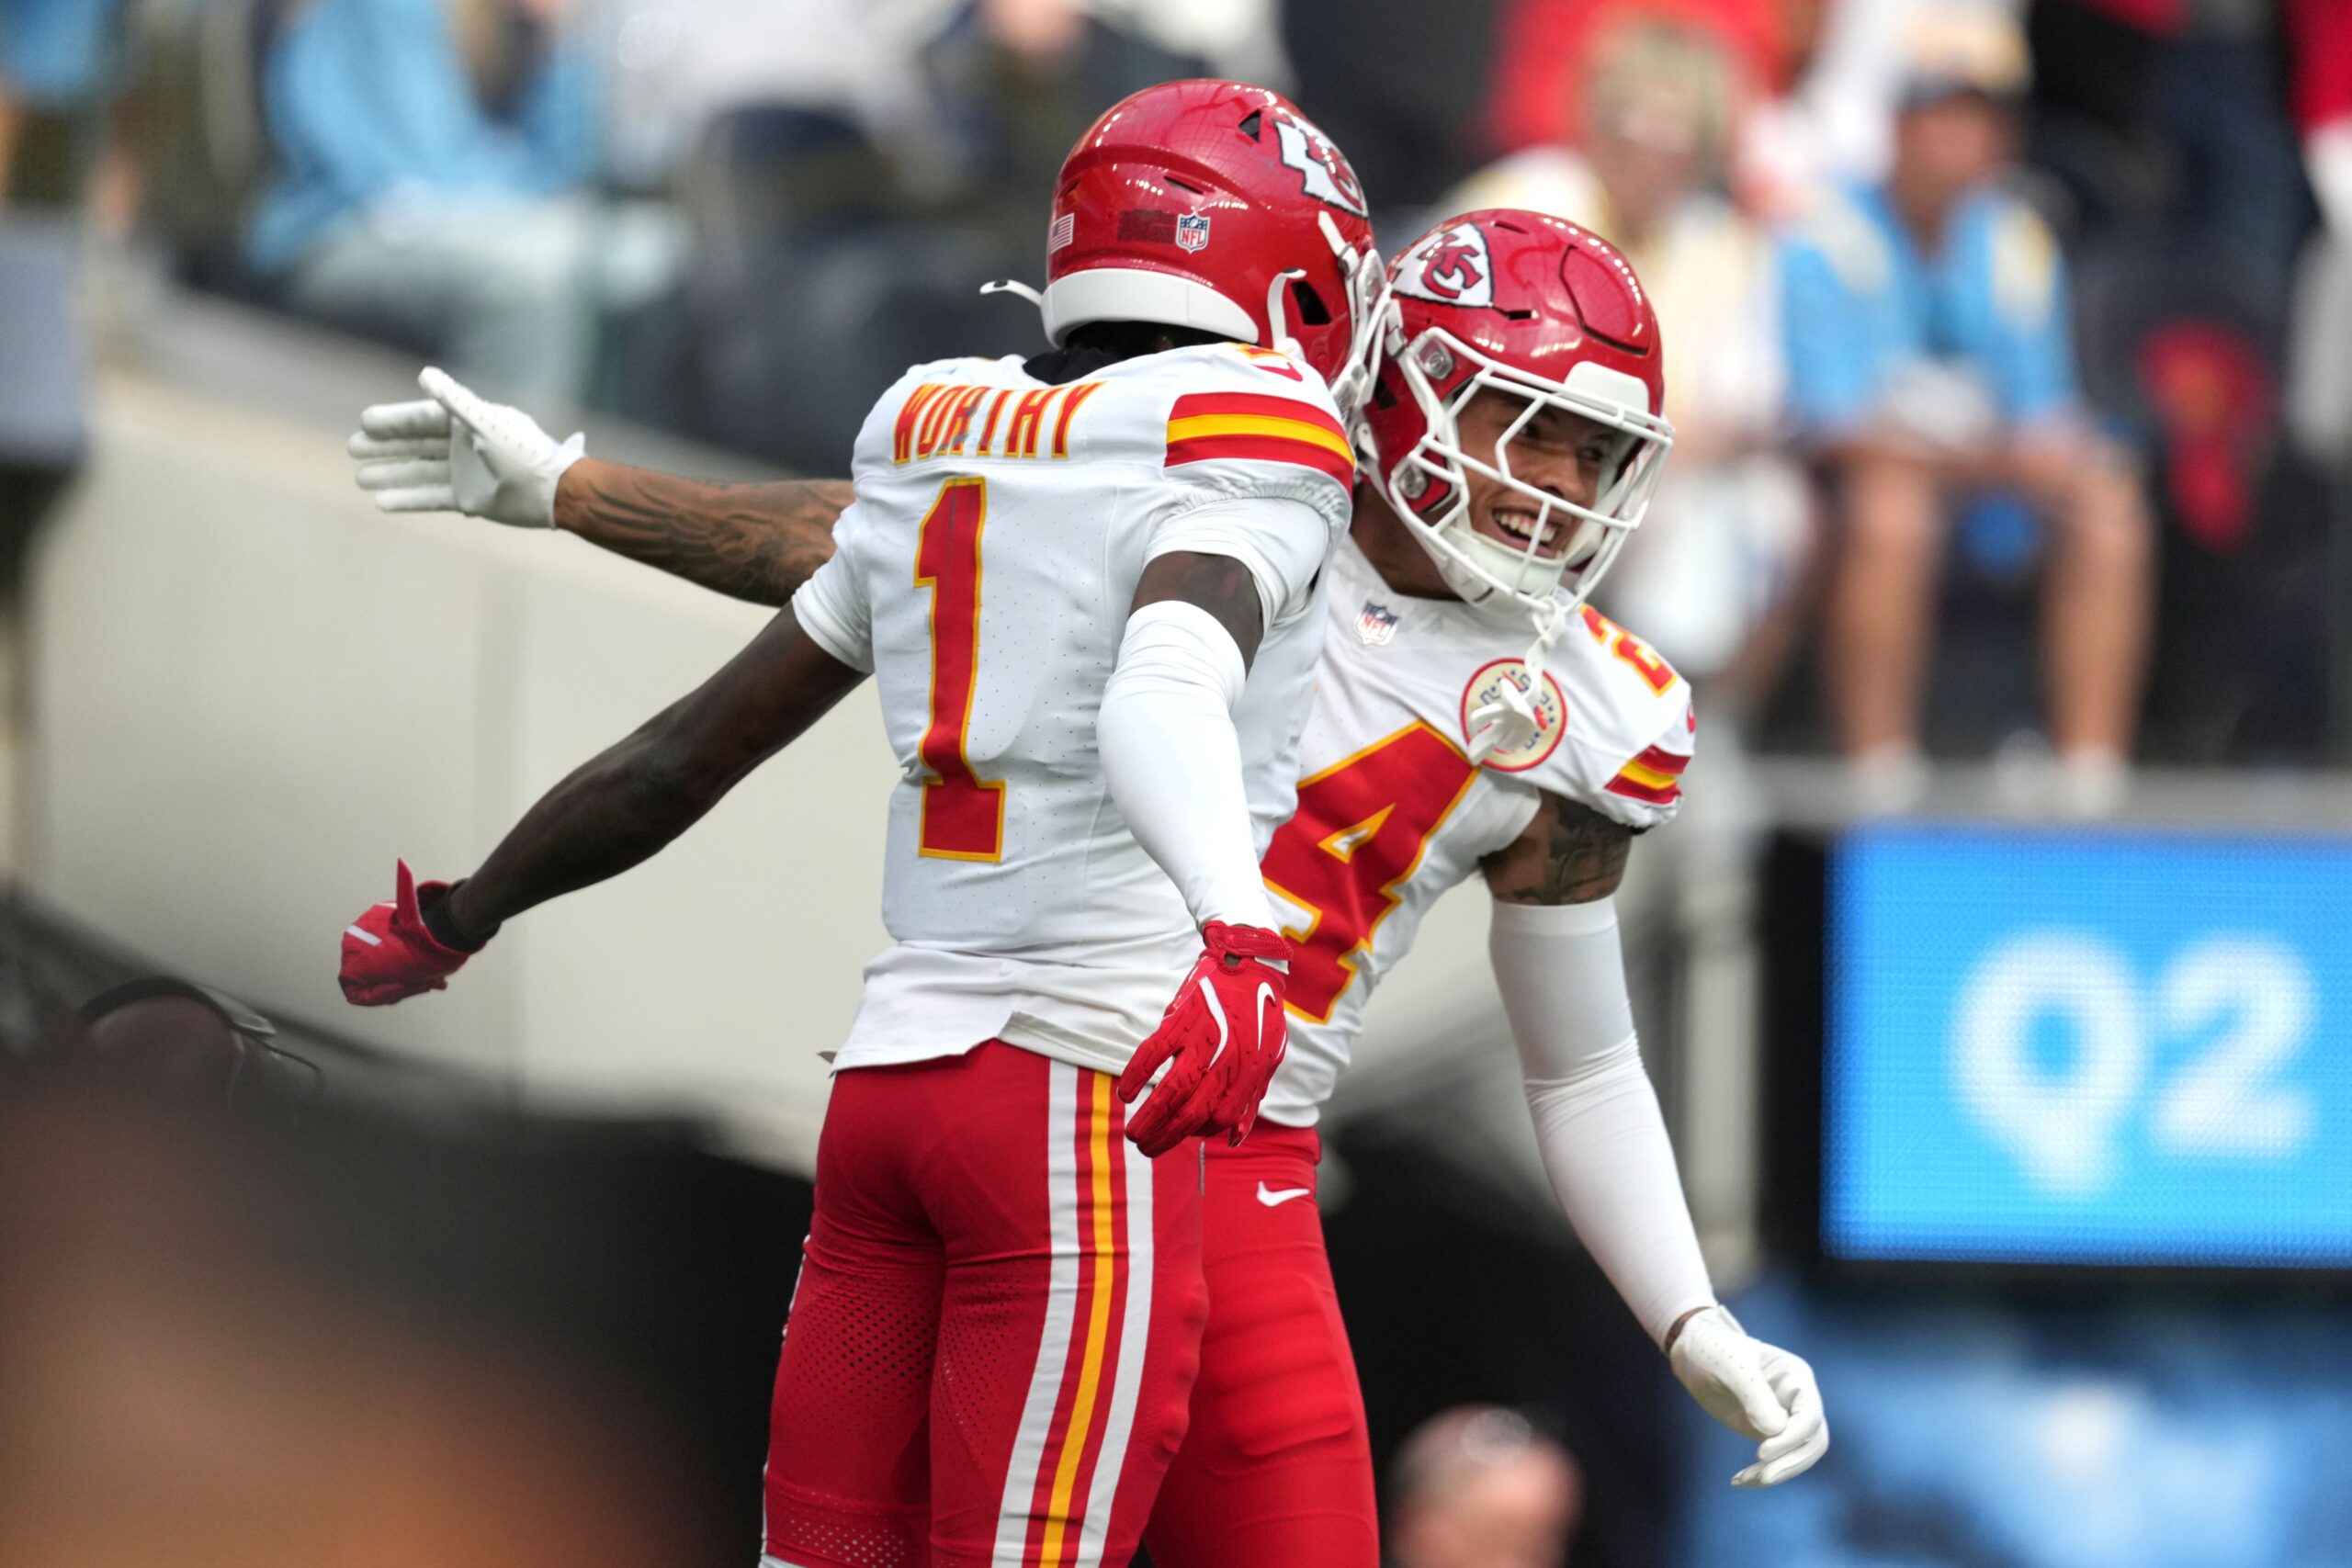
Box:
[792,344,1352,1076]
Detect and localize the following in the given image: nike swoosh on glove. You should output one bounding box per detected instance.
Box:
[1668,1305,1830,1486]
[347,367,582,527]
[1115,921,1290,1157]
[339,860,479,1006]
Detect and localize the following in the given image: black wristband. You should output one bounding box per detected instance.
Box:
[420,880,495,953]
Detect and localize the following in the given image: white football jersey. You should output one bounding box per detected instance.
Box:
[792,343,1354,1077]
[1257,533,1696,1126]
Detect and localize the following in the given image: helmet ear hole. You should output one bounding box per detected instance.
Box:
[1288,279,1331,326]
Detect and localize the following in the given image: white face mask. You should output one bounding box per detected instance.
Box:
[1380,324,1675,623]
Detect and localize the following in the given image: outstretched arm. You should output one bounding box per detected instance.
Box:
[341,606,865,1010]
[552,459,850,607]
[349,369,852,606]
[442,607,865,939]
[340,606,867,1007]
[1480,794,1827,1486]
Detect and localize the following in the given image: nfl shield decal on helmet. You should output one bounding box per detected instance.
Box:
[1356,600,1400,646]
[1459,657,1567,771]
[1395,220,1495,309]
[1176,213,1211,253]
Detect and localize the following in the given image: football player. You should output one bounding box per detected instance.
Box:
[335,80,1384,1568]
[346,210,1828,1565]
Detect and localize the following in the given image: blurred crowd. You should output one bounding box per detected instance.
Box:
[5,0,2350,790]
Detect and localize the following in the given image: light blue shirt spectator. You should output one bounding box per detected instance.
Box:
[1778,181,2077,439]
[247,0,594,276]
[0,0,121,107]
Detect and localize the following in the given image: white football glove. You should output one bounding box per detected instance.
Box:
[1668,1305,1829,1487]
[1466,673,1547,764]
[347,367,583,529]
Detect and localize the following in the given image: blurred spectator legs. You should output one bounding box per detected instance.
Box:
[1824,439,2150,811]
[283,195,685,410]
[2288,235,2352,464]
[1823,450,1941,805]
[2289,118,2352,466]
[2028,439,2150,803]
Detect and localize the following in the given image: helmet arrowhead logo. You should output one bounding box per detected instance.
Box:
[1422,238,1485,299]
[1272,112,1369,218]
[1396,221,1495,309]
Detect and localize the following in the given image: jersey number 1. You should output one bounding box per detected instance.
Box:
[914,477,1004,860]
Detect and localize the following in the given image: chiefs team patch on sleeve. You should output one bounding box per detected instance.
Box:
[1165,392,1354,485]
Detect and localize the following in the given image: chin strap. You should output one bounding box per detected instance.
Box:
[1261,265,1309,366]
[1466,601,1571,765]
[1319,211,1388,421]
[980,279,1049,344]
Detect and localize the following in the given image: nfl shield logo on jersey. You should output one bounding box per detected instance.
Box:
[1176,214,1211,253]
[1356,601,1400,646]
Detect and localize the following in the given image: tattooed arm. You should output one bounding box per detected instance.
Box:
[1479,791,1634,905]
[352,374,850,602]
[552,458,852,608]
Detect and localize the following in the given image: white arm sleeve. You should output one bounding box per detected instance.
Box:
[1490,897,1717,1347]
[1148,495,1335,628]
[1099,599,1276,932]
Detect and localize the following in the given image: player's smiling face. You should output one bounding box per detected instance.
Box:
[1453,389,1612,559]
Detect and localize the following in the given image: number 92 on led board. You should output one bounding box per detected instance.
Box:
[1824,824,2352,1268]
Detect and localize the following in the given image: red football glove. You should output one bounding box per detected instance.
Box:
[1116,921,1291,1157]
[338,860,478,1006]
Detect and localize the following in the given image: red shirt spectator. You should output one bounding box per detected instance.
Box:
[2065,0,2181,32]
[1487,0,1781,154]
[2285,0,2352,135]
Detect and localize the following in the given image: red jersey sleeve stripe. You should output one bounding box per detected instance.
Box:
[1605,773,1681,807]
[1165,433,1356,486]
[1169,391,1348,439]
[1634,744,1691,775]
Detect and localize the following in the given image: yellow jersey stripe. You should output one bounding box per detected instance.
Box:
[1166,412,1355,460]
[1617,760,1679,792]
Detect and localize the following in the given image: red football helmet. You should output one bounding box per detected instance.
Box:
[1363,209,1674,617]
[1036,80,1381,403]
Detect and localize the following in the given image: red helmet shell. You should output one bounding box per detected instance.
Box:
[1364,209,1675,615]
[1366,209,1666,514]
[1044,80,1378,387]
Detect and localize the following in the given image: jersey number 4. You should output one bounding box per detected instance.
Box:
[1261,724,1478,1021]
[914,477,1004,860]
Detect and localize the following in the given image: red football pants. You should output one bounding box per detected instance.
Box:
[762,1041,1207,1568]
[1144,1123,1380,1568]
